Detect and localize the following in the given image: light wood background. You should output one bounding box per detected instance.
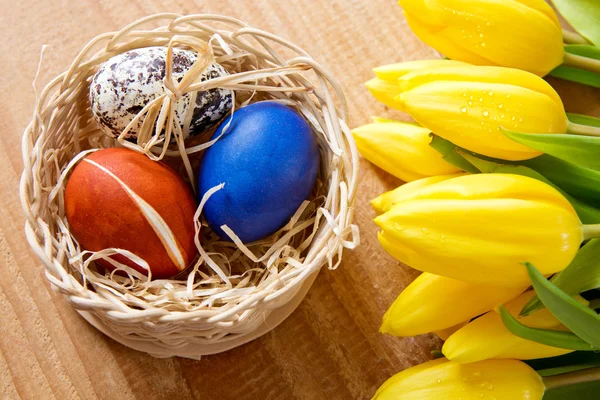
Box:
[1,1,599,399]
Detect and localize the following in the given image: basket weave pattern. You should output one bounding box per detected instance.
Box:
[20,14,359,358]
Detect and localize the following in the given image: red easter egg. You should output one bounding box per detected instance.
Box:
[65,148,198,279]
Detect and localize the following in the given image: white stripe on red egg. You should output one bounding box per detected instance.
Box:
[84,158,187,271]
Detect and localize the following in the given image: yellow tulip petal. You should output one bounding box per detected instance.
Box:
[398,65,564,109]
[511,0,561,28]
[352,121,461,182]
[373,358,545,400]
[373,358,449,399]
[381,272,525,336]
[387,173,577,216]
[435,322,467,341]
[443,291,575,362]
[371,173,465,214]
[375,175,582,287]
[493,340,572,360]
[373,59,468,82]
[404,12,496,66]
[365,77,405,110]
[400,0,563,76]
[397,0,446,27]
[397,80,568,160]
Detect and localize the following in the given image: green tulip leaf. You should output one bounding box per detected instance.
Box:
[522,240,600,315]
[568,113,600,128]
[567,200,600,224]
[502,128,600,171]
[523,154,600,207]
[428,134,479,173]
[499,306,596,351]
[552,0,600,46]
[565,44,600,60]
[543,379,600,400]
[526,352,600,377]
[525,262,600,348]
[433,134,600,209]
[439,132,600,206]
[460,153,600,223]
[549,65,600,88]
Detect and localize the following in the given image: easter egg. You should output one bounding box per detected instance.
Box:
[198,102,320,243]
[65,148,198,278]
[90,46,233,141]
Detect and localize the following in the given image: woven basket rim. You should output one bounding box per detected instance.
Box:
[20,13,359,357]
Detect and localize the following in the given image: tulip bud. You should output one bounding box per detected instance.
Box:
[365,59,468,110]
[352,119,461,182]
[373,358,545,400]
[442,291,582,362]
[374,174,582,287]
[381,272,525,337]
[398,0,564,76]
[435,323,466,341]
[371,173,464,214]
[395,64,568,160]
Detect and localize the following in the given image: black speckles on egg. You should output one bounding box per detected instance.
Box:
[89,46,233,142]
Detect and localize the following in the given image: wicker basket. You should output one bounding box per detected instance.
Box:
[20,14,359,359]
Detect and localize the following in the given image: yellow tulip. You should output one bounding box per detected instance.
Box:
[352,118,461,182]
[371,173,464,214]
[373,358,545,400]
[442,291,583,362]
[398,0,564,76]
[365,59,467,110]
[395,64,568,161]
[435,323,466,341]
[374,174,582,287]
[381,272,525,337]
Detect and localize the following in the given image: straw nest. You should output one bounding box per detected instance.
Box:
[20,14,359,359]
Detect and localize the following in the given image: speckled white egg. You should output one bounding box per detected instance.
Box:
[89,46,233,141]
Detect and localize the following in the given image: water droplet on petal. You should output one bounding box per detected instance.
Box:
[482,110,489,117]
[479,97,483,102]
[460,107,467,113]
[468,101,473,106]
[437,378,442,383]
[506,94,511,98]
[488,90,493,96]
[511,116,516,121]
[498,104,503,109]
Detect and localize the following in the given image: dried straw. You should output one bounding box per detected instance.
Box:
[20,13,359,359]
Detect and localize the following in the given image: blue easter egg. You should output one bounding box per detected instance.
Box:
[198,102,320,243]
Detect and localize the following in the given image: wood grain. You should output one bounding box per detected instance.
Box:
[1,1,599,399]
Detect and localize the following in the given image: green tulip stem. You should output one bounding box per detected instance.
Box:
[543,366,600,390]
[567,121,600,137]
[562,29,590,45]
[582,224,600,241]
[563,52,600,74]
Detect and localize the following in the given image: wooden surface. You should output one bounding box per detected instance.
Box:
[1,1,599,399]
